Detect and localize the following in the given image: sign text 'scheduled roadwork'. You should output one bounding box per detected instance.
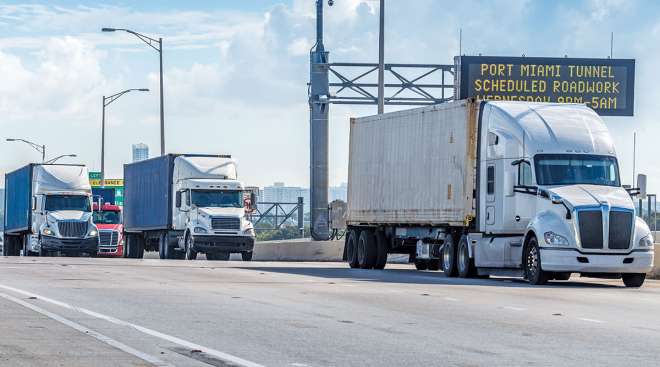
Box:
[458,56,635,116]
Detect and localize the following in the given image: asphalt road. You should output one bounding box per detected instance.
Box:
[0,257,659,367]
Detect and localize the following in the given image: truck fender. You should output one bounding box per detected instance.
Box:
[526,210,573,248]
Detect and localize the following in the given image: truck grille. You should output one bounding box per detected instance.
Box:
[99,230,119,247]
[578,209,633,250]
[58,221,87,238]
[211,217,240,231]
[578,211,603,249]
[608,211,633,249]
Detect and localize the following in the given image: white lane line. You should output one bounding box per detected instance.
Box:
[0,284,266,367]
[503,306,526,312]
[0,292,172,367]
[577,317,604,324]
[444,297,459,302]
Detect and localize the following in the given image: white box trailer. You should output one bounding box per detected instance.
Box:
[344,99,654,287]
[347,99,478,226]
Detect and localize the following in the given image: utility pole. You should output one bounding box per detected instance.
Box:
[159,37,165,156]
[377,0,385,114]
[309,0,331,240]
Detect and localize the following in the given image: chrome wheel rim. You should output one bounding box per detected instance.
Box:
[443,246,451,269]
[527,245,539,278]
[458,245,466,273]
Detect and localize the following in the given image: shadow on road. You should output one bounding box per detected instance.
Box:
[241,266,623,289]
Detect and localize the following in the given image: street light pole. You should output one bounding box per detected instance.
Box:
[159,37,165,156]
[102,27,164,155]
[6,138,46,162]
[44,154,77,164]
[101,88,149,185]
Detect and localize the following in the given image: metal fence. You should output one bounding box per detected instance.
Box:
[251,197,304,233]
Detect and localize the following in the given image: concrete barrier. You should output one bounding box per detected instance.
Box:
[252,239,344,262]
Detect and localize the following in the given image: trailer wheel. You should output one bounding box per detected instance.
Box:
[358,230,377,269]
[374,231,388,270]
[457,235,476,278]
[158,233,170,260]
[442,234,458,277]
[3,236,19,256]
[346,229,360,268]
[524,236,548,285]
[622,273,646,288]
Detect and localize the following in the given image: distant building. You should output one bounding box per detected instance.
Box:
[132,143,149,162]
[261,182,310,214]
[329,182,348,202]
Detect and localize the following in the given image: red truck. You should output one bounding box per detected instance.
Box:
[92,203,124,257]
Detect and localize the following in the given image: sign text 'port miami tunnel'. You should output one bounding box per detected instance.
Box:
[457,56,635,116]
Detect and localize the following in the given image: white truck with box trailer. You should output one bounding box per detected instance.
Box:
[123,154,257,260]
[3,164,99,257]
[344,99,654,287]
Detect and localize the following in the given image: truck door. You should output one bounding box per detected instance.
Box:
[478,161,505,267]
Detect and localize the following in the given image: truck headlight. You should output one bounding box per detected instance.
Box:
[544,231,569,246]
[89,229,98,237]
[42,228,53,236]
[194,227,208,234]
[639,234,654,247]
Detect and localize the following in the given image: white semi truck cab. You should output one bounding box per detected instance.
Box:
[123,154,256,260]
[3,164,99,257]
[344,99,654,287]
[172,156,256,260]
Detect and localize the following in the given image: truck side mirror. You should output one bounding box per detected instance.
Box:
[175,191,182,208]
[637,174,647,199]
[31,196,37,211]
[250,192,257,211]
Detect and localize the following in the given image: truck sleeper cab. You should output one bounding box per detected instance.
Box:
[344,100,654,287]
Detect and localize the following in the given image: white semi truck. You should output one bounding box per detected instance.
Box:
[3,164,99,257]
[344,99,654,287]
[123,154,256,260]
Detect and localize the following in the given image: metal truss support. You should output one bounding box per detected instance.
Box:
[308,0,456,241]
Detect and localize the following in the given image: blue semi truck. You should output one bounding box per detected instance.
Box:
[3,164,99,256]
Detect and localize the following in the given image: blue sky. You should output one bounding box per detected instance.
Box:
[1,0,660,192]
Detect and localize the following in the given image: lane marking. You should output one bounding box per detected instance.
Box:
[0,292,172,367]
[577,317,604,324]
[503,306,526,312]
[443,297,459,302]
[0,284,266,367]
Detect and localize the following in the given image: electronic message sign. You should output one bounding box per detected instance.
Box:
[458,56,635,116]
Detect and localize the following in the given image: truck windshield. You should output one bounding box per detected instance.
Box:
[93,211,121,224]
[534,154,620,187]
[191,190,242,208]
[45,195,91,212]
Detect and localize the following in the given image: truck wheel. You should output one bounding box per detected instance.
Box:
[346,229,360,268]
[524,236,549,285]
[442,234,458,277]
[374,231,388,270]
[241,252,253,261]
[184,234,197,260]
[158,233,174,260]
[457,235,476,278]
[427,259,441,271]
[622,273,646,287]
[414,259,428,270]
[358,230,377,269]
